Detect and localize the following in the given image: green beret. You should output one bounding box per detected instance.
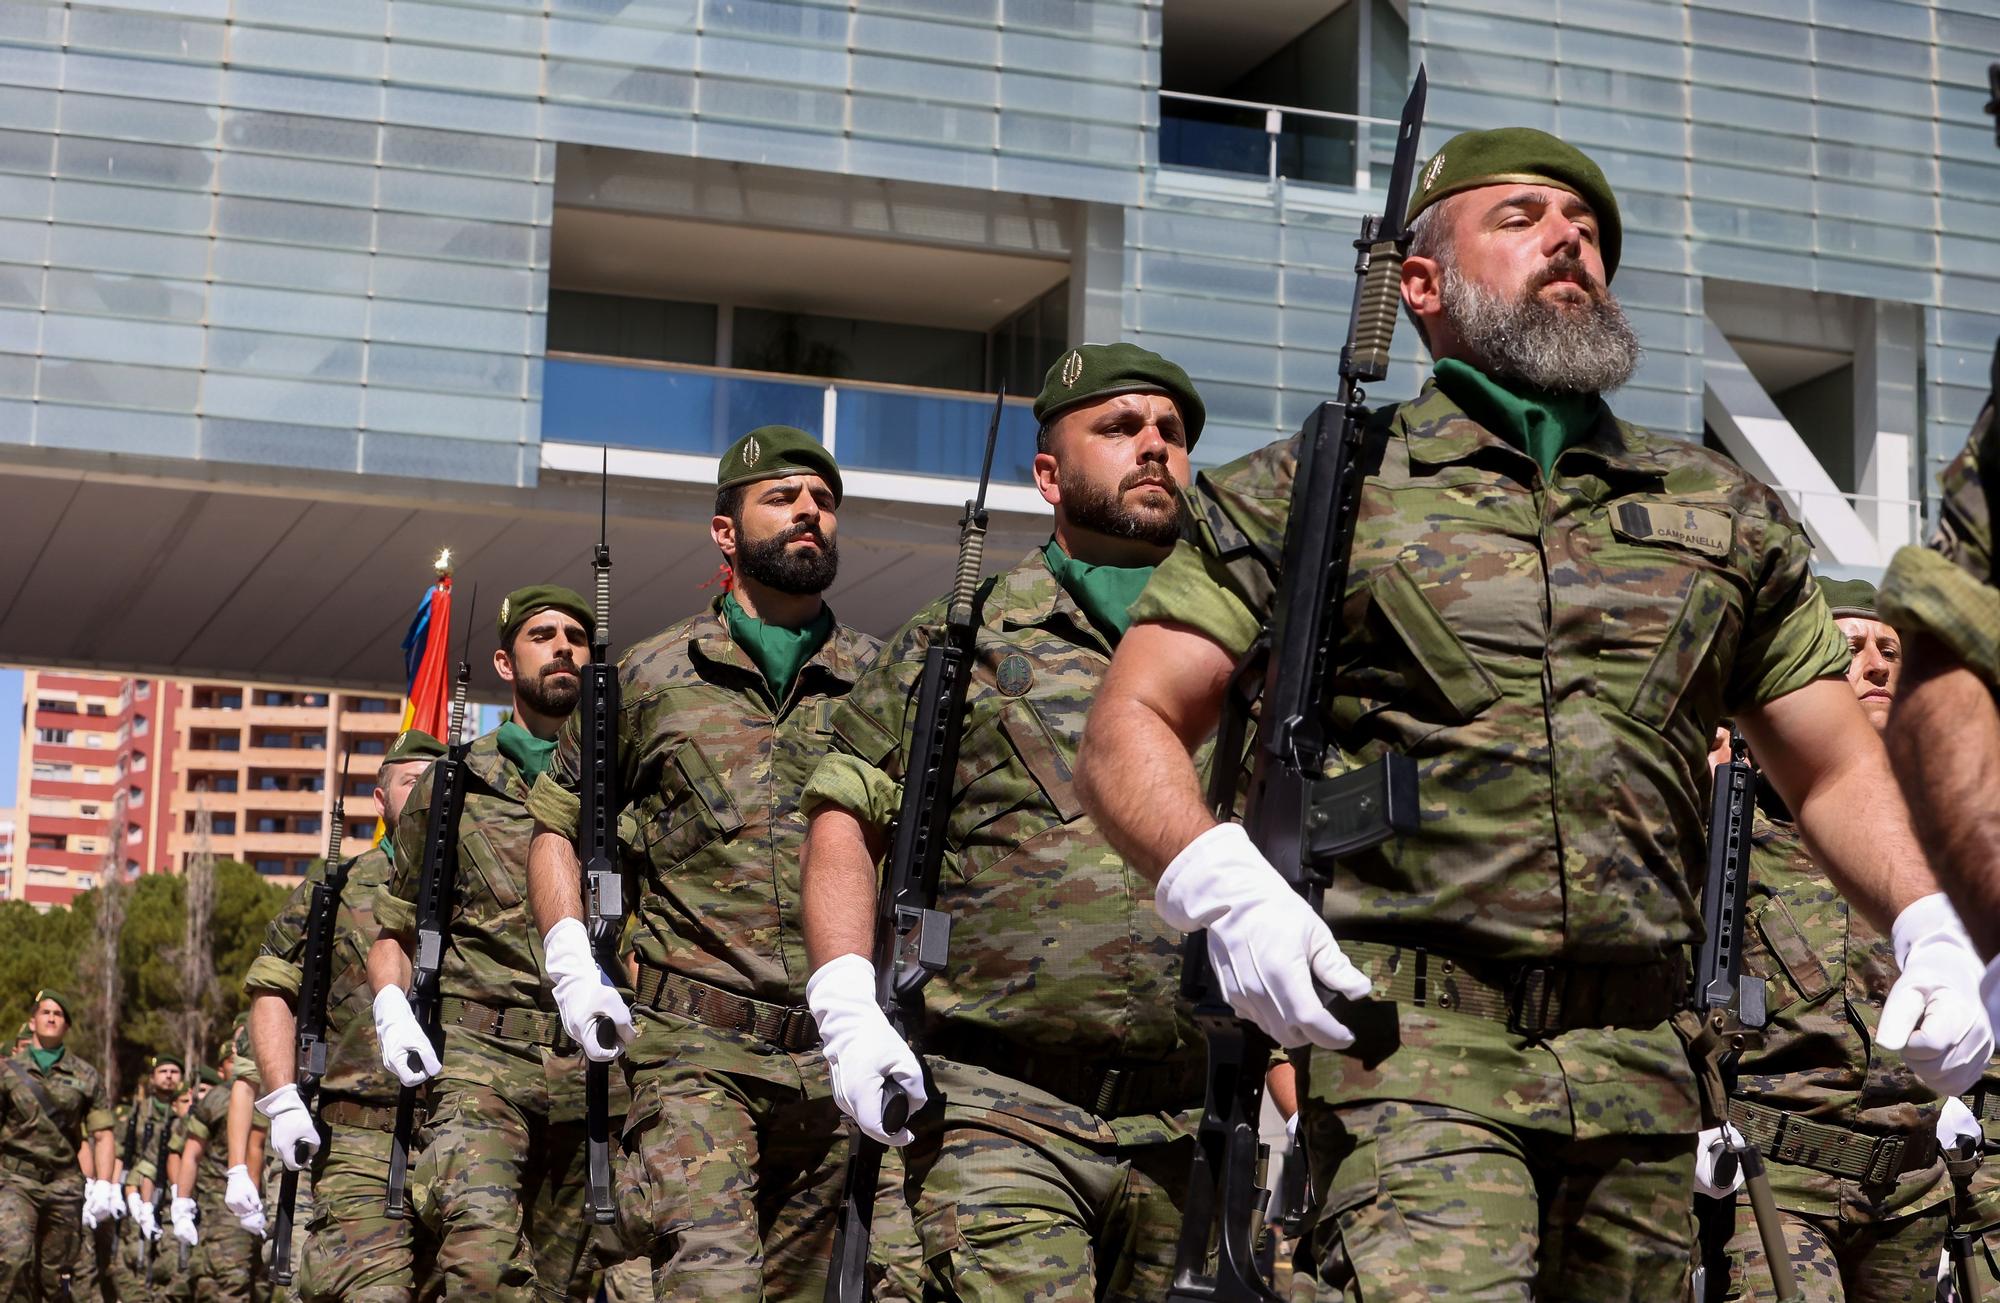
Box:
[198,1066,221,1086]
[1407,127,1623,280]
[382,728,446,767]
[716,426,843,505]
[150,1054,184,1073]
[496,585,593,650]
[1034,343,1205,448]
[1816,577,1880,621]
[32,988,70,1018]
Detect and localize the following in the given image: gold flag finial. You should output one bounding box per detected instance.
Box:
[433,547,453,576]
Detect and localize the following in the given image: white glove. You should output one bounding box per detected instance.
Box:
[99,1177,124,1221]
[1694,1124,1747,1198]
[125,1191,146,1225]
[373,985,441,1087]
[1155,823,1372,1049]
[135,1198,159,1241]
[170,1191,199,1246]
[542,917,636,1064]
[806,953,927,1147]
[236,1203,267,1236]
[257,1083,319,1171]
[1879,894,1996,1097]
[222,1165,261,1221]
[81,1178,117,1229]
[1938,1095,1984,1152]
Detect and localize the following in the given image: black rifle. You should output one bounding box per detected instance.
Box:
[580,450,624,1225]
[1944,1129,1987,1303]
[824,386,1006,1303]
[1166,68,1427,1303]
[143,1104,173,1285]
[386,586,478,1219]
[272,753,351,1283]
[1685,732,1799,1303]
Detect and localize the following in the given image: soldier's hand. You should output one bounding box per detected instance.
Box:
[541,917,636,1064]
[235,1203,267,1237]
[256,1084,320,1171]
[1937,1096,1983,1151]
[1879,893,1995,1097]
[170,1192,199,1246]
[807,953,928,1147]
[223,1165,262,1221]
[373,985,442,1087]
[1154,823,1373,1050]
[1693,1124,1746,1198]
[125,1191,147,1226]
[82,1178,118,1229]
[134,1199,159,1241]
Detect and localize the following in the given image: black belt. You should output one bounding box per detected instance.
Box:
[1731,1099,1941,1184]
[1340,940,1685,1036]
[0,1153,68,1182]
[924,1030,1206,1119]
[634,965,820,1052]
[438,996,570,1048]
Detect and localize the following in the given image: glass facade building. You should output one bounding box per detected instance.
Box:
[0,0,1990,568]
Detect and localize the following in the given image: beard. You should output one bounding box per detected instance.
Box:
[735,520,839,595]
[517,658,580,718]
[1058,463,1185,548]
[1439,253,1642,395]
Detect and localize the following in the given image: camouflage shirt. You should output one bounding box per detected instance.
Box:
[117,1094,174,1190]
[1734,796,1945,1220]
[380,729,552,1016]
[181,1080,236,1216]
[245,844,400,1107]
[0,1047,112,1175]
[529,597,878,1006]
[804,547,1200,1074]
[1130,379,1850,966]
[1880,392,1996,690]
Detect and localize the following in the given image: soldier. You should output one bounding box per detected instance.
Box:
[114,1055,183,1296]
[1693,578,1956,1301]
[525,427,914,1302]
[175,1032,269,1302]
[796,348,1209,1300]
[246,727,444,1303]
[0,988,116,1299]
[368,585,608,1301]
[1073,127,1994,1300]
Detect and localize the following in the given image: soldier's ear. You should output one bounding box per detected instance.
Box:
[492,644,515,683]
[710,513,737,562]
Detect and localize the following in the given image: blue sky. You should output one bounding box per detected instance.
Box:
[0,668,19,806]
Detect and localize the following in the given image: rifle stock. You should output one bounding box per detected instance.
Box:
[1167,68,1427,1303]
[386,587,477,1219]
[824,386,1005,1303]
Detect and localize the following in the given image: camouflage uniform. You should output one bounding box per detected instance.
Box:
[130,1103,194,1301]
[1130,379,1851,1300]
[0,1045,112,1299]
[529,598,923,1302]
[380,729,610,1302]
[804,549,1206,1301]
[1712,797,1948,1302]
[181,1064,265,1303]
[245,843,439,1302]
[113,1093,179,1299]
[1878,381,1995,695]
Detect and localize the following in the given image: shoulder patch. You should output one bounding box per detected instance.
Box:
[1612,501,1733,558]
[995,653,1034,697]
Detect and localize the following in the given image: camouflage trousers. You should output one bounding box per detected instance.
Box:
[294,1120,437,1303]
[69,1216,116,1301]
[417,1027,601,1303]
[900,1056,1195,1303]
[0,1169,83,1301]
[1718,1199,1947,1302]
[189,1197,262,1303]
[614,1006,923,1302]
[115,1215,191,1301]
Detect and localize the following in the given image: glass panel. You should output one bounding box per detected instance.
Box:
[377,211,537,265]
[206,328,364,382]
[835,386,1037,482]
[368,341,525,395]
[40,357,200,410]
[212,238,371,295]
[202,373,362,427]
[222,108,377,161]
[218,152,376,207]
[546,59,696,113]
[49,225,209,279]
[45,268,203,322]
[61,92,216,146]
[542,356,822,454]
[43,312,204,368]
[1158,98,1270,180]
[364,385,523,439]
[368,299,526,353]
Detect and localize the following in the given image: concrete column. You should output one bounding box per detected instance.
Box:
[1853,300,1919,553]
[1068,204,1126,347]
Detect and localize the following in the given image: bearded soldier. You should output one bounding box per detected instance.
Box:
[527,428,923,1302]
[369,586,614,1300]
[0,989,115,1300]
[114,1054,184,1298]
[799,347,1210,1300]
[1075,128,1993,1300]
[247,728,444,1302]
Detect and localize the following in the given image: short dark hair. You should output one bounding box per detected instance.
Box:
[1402,198,1451,351]
[714,482,748,522]
[1036,421,1055,455]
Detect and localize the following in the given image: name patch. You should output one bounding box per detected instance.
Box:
[1612,502,1733,558]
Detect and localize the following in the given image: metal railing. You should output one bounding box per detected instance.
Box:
[1766,484,1923,564]
[1158,90,1403,190]
[541,353,1042,484]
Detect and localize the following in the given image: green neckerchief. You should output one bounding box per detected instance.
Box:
[494,719,556,785]
[1433,357,1603,476]
[723,591,833,702]
[27,1044,63,1073]
[1042,539,1157,643]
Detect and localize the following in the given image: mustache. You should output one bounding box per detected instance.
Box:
[1120,467,1178,494]
[776,522,829,548]
[1527,254,1602,300]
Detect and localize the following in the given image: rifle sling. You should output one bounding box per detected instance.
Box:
[5,1058,67,1128]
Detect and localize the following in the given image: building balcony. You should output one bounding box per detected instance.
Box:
[338,711,403,737]
[1157,92,1401,194]
[239,746,330,770]
[542,356,1041,487]
[238,831,325,855]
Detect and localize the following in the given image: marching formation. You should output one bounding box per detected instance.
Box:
[3,102,1999,1303]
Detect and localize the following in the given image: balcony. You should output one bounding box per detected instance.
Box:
[542,356,1041,487]
[1158,92,1403,192]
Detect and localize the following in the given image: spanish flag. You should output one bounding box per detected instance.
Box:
[376,551,454,843]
